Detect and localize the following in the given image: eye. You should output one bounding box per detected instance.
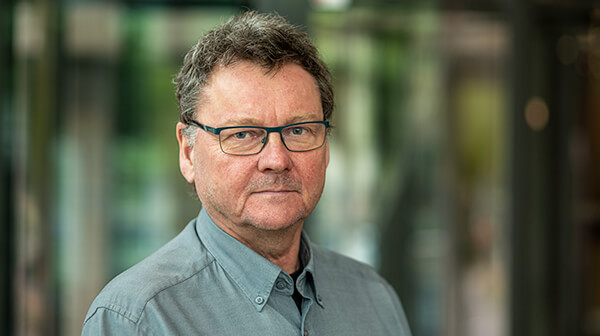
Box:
[222,129,265,143]
[290,127,307,136]
[233,131,251,139]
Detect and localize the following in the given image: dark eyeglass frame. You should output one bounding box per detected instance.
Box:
[187,120,330,156]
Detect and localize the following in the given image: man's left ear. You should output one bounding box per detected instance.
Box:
[325,139,330,168]
[176,122,195,183]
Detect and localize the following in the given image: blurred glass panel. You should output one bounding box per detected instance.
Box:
[310,8,509,336]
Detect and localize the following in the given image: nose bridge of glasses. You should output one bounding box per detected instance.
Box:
[261,128,286,147]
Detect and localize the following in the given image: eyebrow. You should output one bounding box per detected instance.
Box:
[221,117,261,127]
[286,114,323,124]
[221,113,323,127]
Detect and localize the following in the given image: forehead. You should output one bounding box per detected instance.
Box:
[198,61,323,125]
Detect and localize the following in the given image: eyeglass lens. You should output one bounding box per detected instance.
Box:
[219,123,327,155]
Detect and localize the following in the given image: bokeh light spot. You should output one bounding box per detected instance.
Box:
[525,97,550,132]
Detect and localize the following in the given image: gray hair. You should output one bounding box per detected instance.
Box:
[173,11,334,140]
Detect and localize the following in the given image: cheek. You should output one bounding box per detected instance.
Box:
[298,152,328,193]
[195,150,251,197]
[193,147,221,196]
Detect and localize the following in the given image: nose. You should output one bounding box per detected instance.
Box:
[257,132,293,172]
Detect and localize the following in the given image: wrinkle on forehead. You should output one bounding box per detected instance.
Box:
[196,61,323,126]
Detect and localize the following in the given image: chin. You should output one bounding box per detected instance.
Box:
[244,209,307,232]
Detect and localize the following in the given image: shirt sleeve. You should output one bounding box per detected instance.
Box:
[82,307,151,336]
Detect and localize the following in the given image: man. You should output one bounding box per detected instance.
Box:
[83,11,411,335]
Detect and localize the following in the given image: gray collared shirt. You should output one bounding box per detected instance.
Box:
[82,209,411,335]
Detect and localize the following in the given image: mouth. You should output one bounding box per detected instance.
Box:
[251,186,300,197]
[248,176,302,197]
[253,189,297,195]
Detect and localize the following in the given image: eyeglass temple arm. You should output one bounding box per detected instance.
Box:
[188,120,220,135]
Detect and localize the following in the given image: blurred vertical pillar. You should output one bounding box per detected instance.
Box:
[508,1,586,335]
[0,0,15,335]
[507,2,537,335]
[13,0,60,335]
[57,3,120,334]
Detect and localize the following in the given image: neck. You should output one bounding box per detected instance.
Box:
[215,219,304,274]
[252,230,302,274]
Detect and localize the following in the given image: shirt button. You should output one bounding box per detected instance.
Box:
[304,330,309,336]
[276,280,286,290]
[255,296,264,305]
[317,295,323,303]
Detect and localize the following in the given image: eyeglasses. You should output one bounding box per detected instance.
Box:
[188,120,330,156]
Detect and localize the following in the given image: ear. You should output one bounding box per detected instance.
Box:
[325,139,330,168]
[176,122,195,183]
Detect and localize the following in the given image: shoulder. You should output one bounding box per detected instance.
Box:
[311,243,383,282]
[83,220,213,326]
[311,243,402,309]
[311,244,412,335]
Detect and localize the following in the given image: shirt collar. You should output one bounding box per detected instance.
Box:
[195,209,321,311]
[298,231,324,308]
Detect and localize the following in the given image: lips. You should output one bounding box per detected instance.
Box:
[253,189,297,195]
[251,184,300,198]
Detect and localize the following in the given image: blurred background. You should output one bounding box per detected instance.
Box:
[1,0,599,335]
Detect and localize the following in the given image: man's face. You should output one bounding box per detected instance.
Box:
[177,61,329,235]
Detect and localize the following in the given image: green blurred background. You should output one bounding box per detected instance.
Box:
[1,0,600,335]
